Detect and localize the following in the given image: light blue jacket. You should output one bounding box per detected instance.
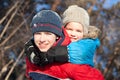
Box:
[68,38,100,67]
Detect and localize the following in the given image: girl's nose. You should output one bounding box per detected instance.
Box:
[70,31,76,37]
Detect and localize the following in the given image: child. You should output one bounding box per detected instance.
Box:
[25,5,104,80]
[25,10,70,80]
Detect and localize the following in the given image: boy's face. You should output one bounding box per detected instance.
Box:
[65,22,84,42]
[34,32,57,52]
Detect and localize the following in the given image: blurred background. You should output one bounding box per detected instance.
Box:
[0,0,120,80]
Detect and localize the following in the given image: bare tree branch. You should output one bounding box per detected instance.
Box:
[0,59,13,78]
[4,49,24,80]
[0,1,19,24]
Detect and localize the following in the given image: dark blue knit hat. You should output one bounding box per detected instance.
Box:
[30,10,62,36]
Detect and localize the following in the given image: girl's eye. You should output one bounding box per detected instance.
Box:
[76,30,82,33]
[66,28,72,31]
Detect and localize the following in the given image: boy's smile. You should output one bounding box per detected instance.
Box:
[34,32,57,52]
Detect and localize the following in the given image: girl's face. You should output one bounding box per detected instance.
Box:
[65,22,84,42]
[34,32,57,52]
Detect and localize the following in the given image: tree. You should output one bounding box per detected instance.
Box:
[0,0,120,80]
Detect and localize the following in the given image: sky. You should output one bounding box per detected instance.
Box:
[35,0,120,12]
[103,0,120,9]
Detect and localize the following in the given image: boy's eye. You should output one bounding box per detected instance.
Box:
[35,32,41,35]
[45,32,52,35]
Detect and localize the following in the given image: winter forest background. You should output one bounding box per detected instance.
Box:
[0,0,120,80]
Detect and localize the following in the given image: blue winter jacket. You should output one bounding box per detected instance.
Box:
[68,38,100,67]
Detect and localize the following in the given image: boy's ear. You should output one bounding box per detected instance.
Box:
[56,37,59,40]
[83,26,101,39]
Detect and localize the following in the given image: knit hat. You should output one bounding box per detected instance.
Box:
[30,10,62,36]
[63,5,90,34]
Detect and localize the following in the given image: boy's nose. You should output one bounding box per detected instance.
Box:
[39,34,46,42]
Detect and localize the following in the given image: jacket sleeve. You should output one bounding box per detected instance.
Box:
[46,46,69,63]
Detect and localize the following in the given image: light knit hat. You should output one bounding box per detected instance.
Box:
[63,5,90,34]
